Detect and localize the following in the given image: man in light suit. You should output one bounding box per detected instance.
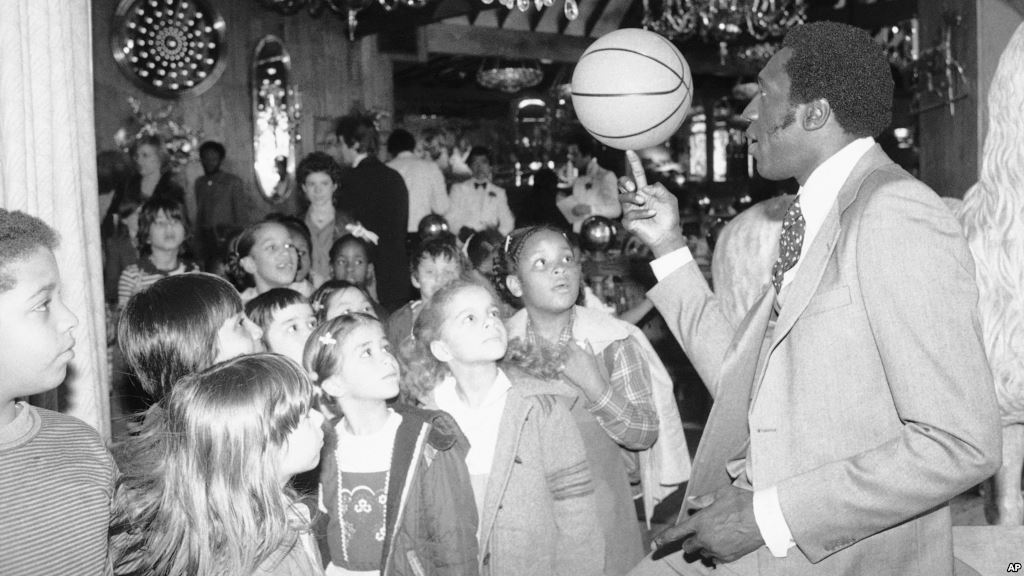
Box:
[446,146,515,240]
[620,22,1000,576]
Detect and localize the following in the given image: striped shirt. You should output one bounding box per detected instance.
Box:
[116,258,199,309]
[0,403,116,575]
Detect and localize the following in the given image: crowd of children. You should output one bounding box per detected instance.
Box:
[2,201,691,576]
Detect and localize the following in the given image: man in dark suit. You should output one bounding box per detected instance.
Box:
[620,22,1000,576]
[329,114,411,312]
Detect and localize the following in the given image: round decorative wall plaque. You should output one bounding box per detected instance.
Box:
[111,0,227,99]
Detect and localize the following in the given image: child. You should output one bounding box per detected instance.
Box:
[400,279,604,576]
[494,225,690,576]
[304,314,479,576]
[463,229,516,319]
[311,279,381,323]
[446,147,515,240]
[246,288,317,366]
[228,219,312,304]
[119,272,263,402]
[329,233,378,301]
[110,353,325,576]
[385,234,465,349]
[0,209,117,575]
[267,214,318,289]
[117,197,199,310]
[297,152,356,285]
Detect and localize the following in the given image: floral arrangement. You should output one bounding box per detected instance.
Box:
[113,96,201,170]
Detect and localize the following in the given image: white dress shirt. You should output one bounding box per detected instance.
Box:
[447,179,515,235]
[650,137,875,557]
[388,151,450,232]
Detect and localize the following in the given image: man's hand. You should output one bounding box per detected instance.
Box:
[618,150,686,258]
[651,484,765,564]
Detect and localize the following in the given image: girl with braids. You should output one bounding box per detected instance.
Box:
[399,279,604,576]
[110,353,325,576]
[227,220,312,304]
[494,225,690,576]
[304,314,478,576]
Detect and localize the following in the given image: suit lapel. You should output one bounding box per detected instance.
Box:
[679,287,775,518]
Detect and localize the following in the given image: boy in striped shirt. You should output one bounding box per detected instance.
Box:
[0,209,116,575]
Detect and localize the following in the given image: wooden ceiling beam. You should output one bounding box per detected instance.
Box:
[423,22,591,62]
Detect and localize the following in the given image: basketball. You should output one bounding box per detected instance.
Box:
[571,29,692,151]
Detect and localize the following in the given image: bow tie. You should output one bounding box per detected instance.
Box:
[474,182,487,190]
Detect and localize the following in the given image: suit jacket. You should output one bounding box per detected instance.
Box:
[647,145,1000,575]
[337,157,412,311]
[447,180,515,236]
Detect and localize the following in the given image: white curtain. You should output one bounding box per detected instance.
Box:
[0,0,110,439]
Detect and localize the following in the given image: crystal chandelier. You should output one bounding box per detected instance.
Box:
[482,0,580,20]
[477,59,544,93]
[642,0,808,62]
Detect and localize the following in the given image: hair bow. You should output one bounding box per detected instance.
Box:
[318,333,337,346]
[345,222,380,245]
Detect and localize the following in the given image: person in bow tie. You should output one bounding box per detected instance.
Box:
[557,132,622,233]
[446,146,515,241]
[620,21,999,576]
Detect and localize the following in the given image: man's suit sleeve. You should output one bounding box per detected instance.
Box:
[647,261,737,399]
[776,178,1001,562]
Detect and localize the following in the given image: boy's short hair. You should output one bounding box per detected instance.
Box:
[199,141,226,159]
[296,151,343,187]
[410,234,466,278]
[245,288,307,349]
[0,209,58,292]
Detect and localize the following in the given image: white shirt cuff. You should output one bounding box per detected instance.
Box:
[650,247,694,282]
[753,486,796,558]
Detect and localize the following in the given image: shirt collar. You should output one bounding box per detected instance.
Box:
[798,137,874,238]
[436,369,512,409]
[353,152,369,167]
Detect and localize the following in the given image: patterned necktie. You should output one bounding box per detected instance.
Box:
[771,197,805,294]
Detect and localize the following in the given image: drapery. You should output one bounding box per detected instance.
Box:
[0,0,109,439]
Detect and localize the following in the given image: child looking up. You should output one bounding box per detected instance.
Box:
[401,279,604,576]
[117,197,199,310]
[119,273,262,403]
[385,234,465,348]
[0,209,116,576]
[495,225,689,576]
[246,288,317,366]
[228,220,311,304]
[110,353,325,576]
[311,279,381,323]
[304,314,479,576]
[330,233,378,301]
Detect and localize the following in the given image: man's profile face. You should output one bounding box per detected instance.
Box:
[741,48,803,182]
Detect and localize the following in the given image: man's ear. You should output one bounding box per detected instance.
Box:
[240,255,257,275]
[505,275,523,298]
[802,99,831,131]
[411,273,421,290]
[429,339,453,363]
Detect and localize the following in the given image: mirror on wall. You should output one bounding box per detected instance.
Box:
[252,36,301,204]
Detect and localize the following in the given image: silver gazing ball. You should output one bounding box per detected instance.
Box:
[579,216,618,253]
[418,214,450,240]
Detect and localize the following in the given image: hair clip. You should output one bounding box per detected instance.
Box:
[308,371,319,383]
[345,222,380,245]
[318,333,337,346]
[503,233,512,253]
[311,301,324,312]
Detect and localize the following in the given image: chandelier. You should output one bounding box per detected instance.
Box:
[477,59,544,93]
[482,0,580,20]
[642,0,808,62]
[256,0,428,40]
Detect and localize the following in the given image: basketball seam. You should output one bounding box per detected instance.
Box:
[573,42,690,97]
[579,47,684,81]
